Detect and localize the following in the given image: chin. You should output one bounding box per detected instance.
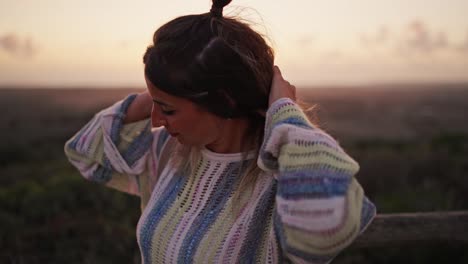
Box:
[175,136,191,146]
[175,136,185,144]
[177,137,208,149]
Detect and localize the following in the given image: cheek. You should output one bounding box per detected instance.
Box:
[165,115,180,128]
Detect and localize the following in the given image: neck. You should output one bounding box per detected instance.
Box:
[205,118,252,154]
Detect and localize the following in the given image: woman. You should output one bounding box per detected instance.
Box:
[64,0,376,263]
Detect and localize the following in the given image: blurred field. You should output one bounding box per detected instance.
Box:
[1,84,467,263]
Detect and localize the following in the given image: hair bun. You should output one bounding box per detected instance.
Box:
[210,0,232,17]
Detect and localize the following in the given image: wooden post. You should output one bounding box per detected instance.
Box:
[352,211,468,248]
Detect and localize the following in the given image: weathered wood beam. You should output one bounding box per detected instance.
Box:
[352,211,468,248]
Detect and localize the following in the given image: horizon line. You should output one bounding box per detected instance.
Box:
[1,81,468,90]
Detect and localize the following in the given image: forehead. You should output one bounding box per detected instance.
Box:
[145,78,190,107]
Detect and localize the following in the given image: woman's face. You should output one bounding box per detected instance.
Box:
[145,77,223,147]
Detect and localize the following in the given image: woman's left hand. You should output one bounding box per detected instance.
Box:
[269,65,296,107]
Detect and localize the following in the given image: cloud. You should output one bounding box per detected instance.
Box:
[296,35,315,48]
[455,30,468,53]
[401,20,448,53]
[360,25,390,47]
[319,49,345,62]
[0,33,38,58]
[118,40,129,49]
[358,20,468,57]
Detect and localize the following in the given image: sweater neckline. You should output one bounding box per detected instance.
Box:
[200,147,256,162]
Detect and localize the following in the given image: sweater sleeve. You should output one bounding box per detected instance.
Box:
[258,98,376,264]
[64,94,154,196]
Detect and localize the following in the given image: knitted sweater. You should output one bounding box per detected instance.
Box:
[64,94,376,264]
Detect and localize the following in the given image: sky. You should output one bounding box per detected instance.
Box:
[1,0,468,88]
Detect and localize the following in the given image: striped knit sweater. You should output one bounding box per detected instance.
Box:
[64,94,376,263]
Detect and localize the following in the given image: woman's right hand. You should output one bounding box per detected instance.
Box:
[268,65,297,107]
[123,92,153,124]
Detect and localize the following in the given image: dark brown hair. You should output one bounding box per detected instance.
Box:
[143,0,275,202]
[143,0,274,138]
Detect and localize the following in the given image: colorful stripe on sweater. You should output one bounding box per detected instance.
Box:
[64,95,376,263]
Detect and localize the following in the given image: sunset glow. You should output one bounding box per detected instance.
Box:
[1,0,467,87]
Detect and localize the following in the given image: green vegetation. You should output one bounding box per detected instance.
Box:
[1,87,467,263]
[348,131,468,213]
[0,158,141,263]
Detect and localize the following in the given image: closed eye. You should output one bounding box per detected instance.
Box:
[162,110,175,116]
[152,100,175,116]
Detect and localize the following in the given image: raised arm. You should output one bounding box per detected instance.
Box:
[258,67,376,263]
[123,92,153,124]
[64,93,154,196]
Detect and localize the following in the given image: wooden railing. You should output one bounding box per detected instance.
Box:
[352,211,468,248]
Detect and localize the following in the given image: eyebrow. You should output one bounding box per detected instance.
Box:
[152,99,173,108]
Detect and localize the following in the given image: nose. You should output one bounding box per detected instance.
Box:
[151,104,167,128]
